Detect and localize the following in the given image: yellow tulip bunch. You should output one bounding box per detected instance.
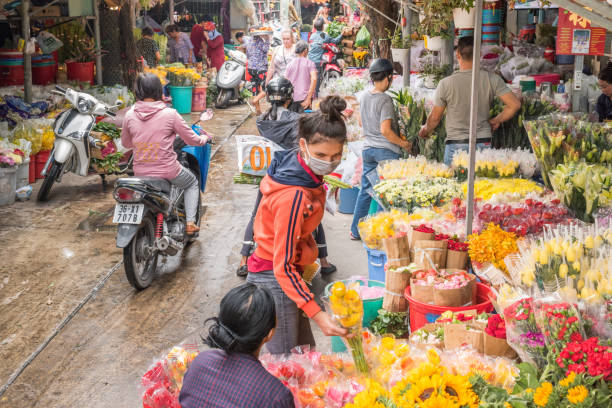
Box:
[358,209,417,250]
[517,229,612,302]
[328,282,369,374]
[463,178,543,201]
[369,336,411,384]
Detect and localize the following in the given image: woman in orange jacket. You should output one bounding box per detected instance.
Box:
[246,96,348,354]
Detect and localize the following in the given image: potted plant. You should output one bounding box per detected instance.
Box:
[63,32,101,85]
[165,66,201,114]
[417,14,452,51]
[451,0,476,29]
[389,26,411,62]
[419,60,451,89]
[0,148,22,206]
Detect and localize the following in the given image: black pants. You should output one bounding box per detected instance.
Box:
[315,62,325,96]
[240,189,328,258]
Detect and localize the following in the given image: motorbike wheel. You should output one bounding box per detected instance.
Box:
[215,89,232,109]
[37,160,61,202]
[124,214,158,290]
[322,70,341,90]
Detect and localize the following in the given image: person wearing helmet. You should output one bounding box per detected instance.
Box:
[350,59,412,241]
[238,77,337,279]
[314,3,331,26]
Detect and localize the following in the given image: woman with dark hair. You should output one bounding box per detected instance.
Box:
[246,96,349,354]
[121,73,209,235]
[180,283,294,407]
[596,62,612,122]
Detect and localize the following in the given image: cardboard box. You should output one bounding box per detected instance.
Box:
[444,323,484,353]
[484,332,518,359]
[409,323,444,349]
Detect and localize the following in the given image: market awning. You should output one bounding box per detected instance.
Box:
[551,0,612,31]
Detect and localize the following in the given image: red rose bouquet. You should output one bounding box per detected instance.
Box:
[413,224,435,234]
[485,314,507,339]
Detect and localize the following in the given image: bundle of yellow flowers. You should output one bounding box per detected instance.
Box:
[165,66,201,87]
[468,223,519,274]
[345,349,480,408]
[144,67,168,85]
[463,178,543,201]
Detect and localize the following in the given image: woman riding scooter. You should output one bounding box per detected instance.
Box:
[121,73,210,235]
[237,77,336,278]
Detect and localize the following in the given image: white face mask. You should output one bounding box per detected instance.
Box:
[304,142,340,176]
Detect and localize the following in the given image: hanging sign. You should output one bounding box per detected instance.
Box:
[513,1,557,9]
[556,8,606,56]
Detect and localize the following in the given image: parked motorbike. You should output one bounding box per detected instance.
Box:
[320,42,343,88]
[216,49,248,109]
[112,112,212,290]
[37,86,128,201]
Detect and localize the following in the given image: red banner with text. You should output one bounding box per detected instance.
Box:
[556,8,606,55]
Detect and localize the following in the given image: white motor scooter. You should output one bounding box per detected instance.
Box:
[37,86,124,201]
[215,49,249,109]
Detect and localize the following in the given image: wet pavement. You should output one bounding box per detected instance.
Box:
[0,104,367,407]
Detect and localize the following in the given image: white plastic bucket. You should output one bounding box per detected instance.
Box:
[453,8,476,29]
[16,158,30,189]
[391,48,410,62]
[424,36,444,51]
[0,166,17,206]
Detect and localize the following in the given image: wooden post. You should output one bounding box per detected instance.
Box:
[22,0,32,103]
[401,3,411,87]
[93,0,102,85]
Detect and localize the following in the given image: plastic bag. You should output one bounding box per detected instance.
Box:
[235,135,283,176]
[354,26,370,48]
[36,31,63,54]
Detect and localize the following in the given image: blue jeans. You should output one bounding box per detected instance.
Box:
[443,142,490,166]
[350,147,401,238]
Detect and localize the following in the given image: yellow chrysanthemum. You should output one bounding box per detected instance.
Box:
[566,385,588,404]
[533,382,553,407]
[559,371,577,388]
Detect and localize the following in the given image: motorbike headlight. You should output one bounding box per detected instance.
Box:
[77,98,95,114]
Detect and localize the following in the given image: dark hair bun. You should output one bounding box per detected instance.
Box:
[319,95,346,122]
[206,318,238,351]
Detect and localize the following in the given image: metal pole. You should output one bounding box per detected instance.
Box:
[465,0,483,236]
[402,3,411,87]
[93,0,102,85]
[280,0,288,27]
[168,0,174,24]
[22,0,32,103]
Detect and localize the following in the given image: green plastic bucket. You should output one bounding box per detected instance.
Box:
[324,279,385,352]
[169,86,193,114]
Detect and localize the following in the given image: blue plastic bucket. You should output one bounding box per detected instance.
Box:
[482,33,500,42]
[459,29,474,37]
[325,279,385,352]
[339,186,359,214]
[169,86,193,114]
[482,9,501,24]
[182,143,212,192]
[367,199,379,215]
[365,244,387,282]
[482,25,500,33]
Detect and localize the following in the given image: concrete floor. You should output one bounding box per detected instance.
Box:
[0,104,367,407]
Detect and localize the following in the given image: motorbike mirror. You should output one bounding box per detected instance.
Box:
[199,109,213,122]
[114,99,124,108]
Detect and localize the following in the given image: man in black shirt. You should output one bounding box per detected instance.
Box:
[596,62,612,122]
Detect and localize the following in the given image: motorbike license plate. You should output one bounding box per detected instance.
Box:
[112,203,144,224]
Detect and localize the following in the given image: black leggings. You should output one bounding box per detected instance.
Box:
[240,189,328,259]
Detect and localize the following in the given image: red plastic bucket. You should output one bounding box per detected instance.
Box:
[66,61,94,85]
[33,64,56,85]
[404,282,494,331]
[0,65,24,86]
[191,86,207,112]
[35,150,51,179]
[29,155,36,184]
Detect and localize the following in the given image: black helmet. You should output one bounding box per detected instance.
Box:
[266,77,294,103]
[369,58,394,75]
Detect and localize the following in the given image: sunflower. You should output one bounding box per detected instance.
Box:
[418,394,462,408]
[533,382,553,407]
[344,380,387,408]
[566,385,588,405]
[559,372,577,388]
[443,374,479,408]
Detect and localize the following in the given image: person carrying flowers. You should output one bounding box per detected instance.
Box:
[246,96,349,354]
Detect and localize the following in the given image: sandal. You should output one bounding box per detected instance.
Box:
[236,265,249,278]
[320,264,337,276]
[350,232,361,241]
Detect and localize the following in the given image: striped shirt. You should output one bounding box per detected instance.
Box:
[179,350,295,408]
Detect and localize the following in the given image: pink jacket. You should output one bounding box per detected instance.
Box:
[121,101,206,180]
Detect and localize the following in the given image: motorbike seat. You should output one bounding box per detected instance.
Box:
[117,177,172,193]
